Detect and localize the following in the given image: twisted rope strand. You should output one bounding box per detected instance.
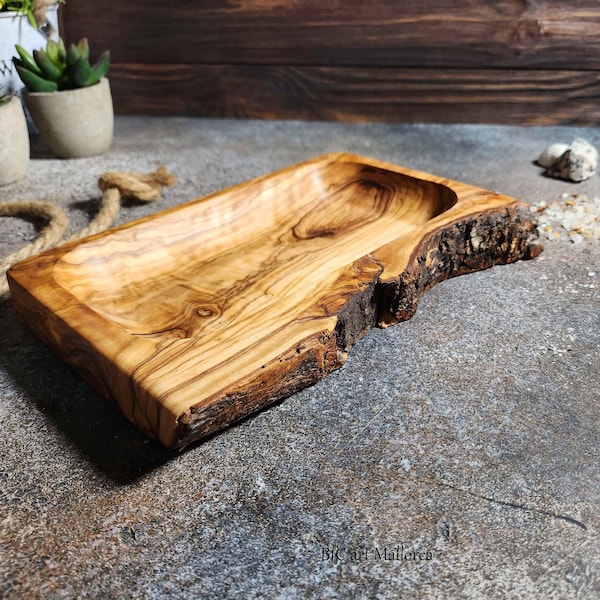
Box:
[67,187,121,242]
[0,201,68,276]
[0,166,175,296]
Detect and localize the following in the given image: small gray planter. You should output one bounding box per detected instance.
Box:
[24,77,114,158]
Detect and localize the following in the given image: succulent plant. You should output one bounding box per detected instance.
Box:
[13,37,110,93]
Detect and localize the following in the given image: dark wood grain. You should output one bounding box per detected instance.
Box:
[108,64,600,124]
[62,0,600,69]
[7,154,542,448]
[60,1,600,124]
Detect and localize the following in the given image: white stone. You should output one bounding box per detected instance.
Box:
[537,143,569,168]
[547,138,598,182]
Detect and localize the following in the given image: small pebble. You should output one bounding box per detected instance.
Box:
[541,138,599,182]
[537,143,569,168]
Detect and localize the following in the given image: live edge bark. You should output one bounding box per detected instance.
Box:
[175,205,541,449]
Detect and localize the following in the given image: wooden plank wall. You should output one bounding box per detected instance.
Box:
[62,1,600,124]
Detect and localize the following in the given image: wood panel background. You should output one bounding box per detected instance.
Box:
[61,1,600,124]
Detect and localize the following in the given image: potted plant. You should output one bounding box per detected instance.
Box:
[1,1,62,94]
[13,37,113,158]
[0,89,29,185]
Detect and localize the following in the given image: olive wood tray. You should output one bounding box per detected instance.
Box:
[8,153,541,449]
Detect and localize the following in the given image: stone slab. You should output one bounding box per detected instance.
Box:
[1,119,599,599]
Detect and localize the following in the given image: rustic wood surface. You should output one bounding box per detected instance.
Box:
[8,153,542,449]
[61,0,600,124]
[107,64,600,124]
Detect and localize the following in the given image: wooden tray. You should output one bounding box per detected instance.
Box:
[8,153,542,449]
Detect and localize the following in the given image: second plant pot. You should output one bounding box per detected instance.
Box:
[24,77,114,158]
[0,95,29,185]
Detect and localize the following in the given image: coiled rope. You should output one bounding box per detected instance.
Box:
[0,166,176,296]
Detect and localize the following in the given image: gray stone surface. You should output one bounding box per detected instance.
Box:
[1,119,599,599]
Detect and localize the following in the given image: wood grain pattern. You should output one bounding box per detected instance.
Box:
[108,64,600,124]
[7,154,542,449]
[62,0,600,125]
[60,0,600,124]
[62,0,600,69]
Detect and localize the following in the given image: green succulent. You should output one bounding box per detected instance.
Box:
[13,38,110,93]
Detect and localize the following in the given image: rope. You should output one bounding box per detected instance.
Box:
[70,166,176,241]
[0,166,176,296]
[0,201,68,282]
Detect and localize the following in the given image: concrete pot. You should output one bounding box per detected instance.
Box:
[23,78,114,158]
[0,95,29,185]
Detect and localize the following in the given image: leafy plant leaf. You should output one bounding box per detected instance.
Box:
[33,49,62,81]
[15,65,59,92]
[15,44,42,76]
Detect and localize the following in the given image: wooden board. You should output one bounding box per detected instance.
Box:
[61,0,600,124]
[7,154,542,449]
[62,0,600,69]
[107,64,600,125]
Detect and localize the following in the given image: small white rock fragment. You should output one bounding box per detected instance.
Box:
[537,143,569,168]
[546,138,598,182]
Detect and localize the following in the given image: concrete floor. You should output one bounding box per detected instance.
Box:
[1,119,599,599]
